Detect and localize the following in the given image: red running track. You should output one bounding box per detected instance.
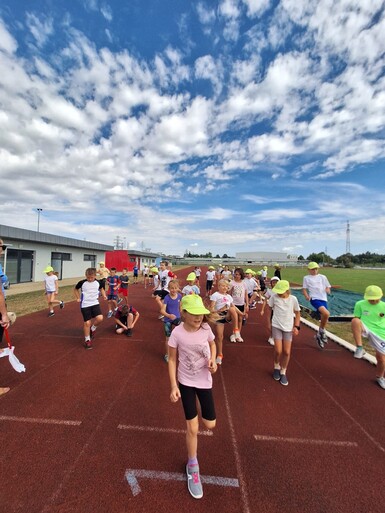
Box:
[0,267,384,513]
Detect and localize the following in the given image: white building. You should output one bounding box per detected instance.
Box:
[235,251,298,263]
[0,224,113,284]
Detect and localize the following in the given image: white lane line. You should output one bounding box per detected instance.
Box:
[125,469,239,497]
[254,434,357,447]
[117,424,213,436]
[219,369,251,513]
[294,358,385,454]
[0,415,81,426]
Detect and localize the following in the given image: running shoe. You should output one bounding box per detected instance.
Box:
[117,298,123,305]
[273,368,281,381]
[235,332,244,342]
[320,331,328,344]
[107,310,113,318]
[315,332,325,349]
[230,334,237,343]
[84,340,93,350]
[216,355,223,365]
[60,301,65,309]
[48,311,55,317]
[163,354,169,363]
[186,464,203,499]
[376,377,385,390]
[90,328,95,340]
[354,346,365,359]
[268,337,274,346]
[280,374,289,386]
[158,314,164,320]
[126,328,132,337]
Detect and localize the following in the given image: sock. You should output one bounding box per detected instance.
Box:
[91,325,97,332]
[188,457,198,467]
[280,368,286,375]
[85,336,90,341]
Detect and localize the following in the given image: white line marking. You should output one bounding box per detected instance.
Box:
[294,358,385,454]
[117,424,213,436]
[125,468,239,496]
[0,415,81,426]
[254,434,358,447]
[219,369,251,513]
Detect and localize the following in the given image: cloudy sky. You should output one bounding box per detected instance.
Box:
[0,0,384,258]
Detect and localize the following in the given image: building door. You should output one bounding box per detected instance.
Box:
[3,249,34,284]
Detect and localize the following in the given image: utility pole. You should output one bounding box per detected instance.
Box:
[346,221,351,254]
[36,208,43,232]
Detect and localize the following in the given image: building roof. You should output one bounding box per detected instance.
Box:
[0,224,113,251]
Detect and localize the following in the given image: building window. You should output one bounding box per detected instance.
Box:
[84,254,95,261]
[130,257,136,262]
[51,252,72,261]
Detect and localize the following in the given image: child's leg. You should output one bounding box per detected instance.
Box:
[351,318,364,346]
[215,323,224,359]
[273,338,283,368]
[375,350,385,378]
[228,306,239,332]
[83,319,92,338]
[186,416,199,459]
[280,339,292,374]
[127,313,134,328]
[318,306,330,330]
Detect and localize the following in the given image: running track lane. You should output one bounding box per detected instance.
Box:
[0,267,384,513]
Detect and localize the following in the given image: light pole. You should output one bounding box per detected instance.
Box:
[36,208,43,232]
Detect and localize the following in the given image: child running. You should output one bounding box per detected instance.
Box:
[351,285,385,390]
[168,294,217,500]
[182,273,200,296]
[74,267,107,349]
[261,275,280,345]
[229,268,248,342]
[106,267,120,318]
[209,279,239,365]
[268,280,301,386]
[114,304,140,337]
[118,268,129,305]
[302,262,331,348]
[43,266,64,317]
[205,266,216,297]
[160,279,182,362]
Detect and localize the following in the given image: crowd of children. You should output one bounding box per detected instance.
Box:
[7,257,383,500]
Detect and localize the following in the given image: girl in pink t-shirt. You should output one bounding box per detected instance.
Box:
[168,294,218,500]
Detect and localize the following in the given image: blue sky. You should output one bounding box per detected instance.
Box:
[1,0,384,258]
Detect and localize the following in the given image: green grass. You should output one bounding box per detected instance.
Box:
[270,266,385,294]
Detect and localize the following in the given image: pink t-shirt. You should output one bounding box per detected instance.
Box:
[168,322,215,389]
[230,280,247,306]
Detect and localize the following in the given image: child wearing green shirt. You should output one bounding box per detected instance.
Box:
[351,285,385,390]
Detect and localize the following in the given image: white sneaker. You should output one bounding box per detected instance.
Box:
[376,377,385,390]
[235,332,244,342]
[216,355,223,365]
[268,337,274,346]
[354,346,365,359]
[230,334,237,343]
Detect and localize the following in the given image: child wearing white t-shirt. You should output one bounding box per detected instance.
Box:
[210,279,240,365]
[268,280,301,386]
[43,266,64,317]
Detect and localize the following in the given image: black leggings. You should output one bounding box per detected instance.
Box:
[179,383,216,421]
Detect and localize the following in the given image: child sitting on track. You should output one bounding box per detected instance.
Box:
[351,285,385,390]
[114,304,139,337]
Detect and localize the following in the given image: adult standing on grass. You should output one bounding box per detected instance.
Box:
[0,239,11,396]
[351,285,385,390]
[302,262,331,349]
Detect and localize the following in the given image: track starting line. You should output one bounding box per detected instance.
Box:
[125,468,239,496]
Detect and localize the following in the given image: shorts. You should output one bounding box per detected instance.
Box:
[234,304,245,313]
[216,310,231,324]
[206,280,213,291]
[45,290,56,295]
[81,304,102,322]
[361,323,385,355]
[153,290,169,300]
[133,272,138,277]
[164,318,181,337]
[179,383,216,421]
[119,288,128,297]
[310,299,329,312]
[272,326,293,342]
[107,293,118,301]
